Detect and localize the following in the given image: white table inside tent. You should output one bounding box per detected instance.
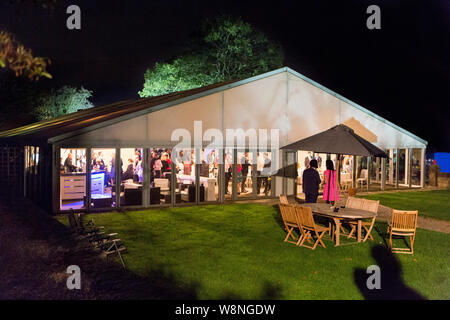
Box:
[176,174,217,201]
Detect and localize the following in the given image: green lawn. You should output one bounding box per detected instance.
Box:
[359,189,450,221]
[61,204,450,300]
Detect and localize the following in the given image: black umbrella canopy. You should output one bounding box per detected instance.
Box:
[281,124,388,158]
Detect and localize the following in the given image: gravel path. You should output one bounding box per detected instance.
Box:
[375,204,450,234]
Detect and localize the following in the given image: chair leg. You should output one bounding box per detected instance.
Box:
[363,226,374,241]
[347,225,356,239]
[284,226,298,243]
[363,218,376,242]
[389,231,393,251]
[410,234,415,255]
[295,227,307,246]
[298,230,310,247]
[295,233,304,246]
[312,230,327,250]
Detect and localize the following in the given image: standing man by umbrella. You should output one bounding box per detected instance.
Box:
[302,159,321,203]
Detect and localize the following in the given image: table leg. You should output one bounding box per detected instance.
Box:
[357,219,362,243]
[333,218,340,246]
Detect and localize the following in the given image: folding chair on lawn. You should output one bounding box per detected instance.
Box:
[295,206,330,250]
[347,198,379,242]
[388,210,418,254]
[68,210,102,235]
[97,237,127,269]
[279,203,304,245]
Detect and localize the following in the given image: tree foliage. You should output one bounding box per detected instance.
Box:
[33,86,94,121]
[0,31,52,81]
[139,17,284,98]
[139,54,214,98]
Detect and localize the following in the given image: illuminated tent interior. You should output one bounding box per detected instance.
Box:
[0,67,427,214]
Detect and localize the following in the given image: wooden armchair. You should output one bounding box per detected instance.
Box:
[295,206,330,250]
[388,210,418,254]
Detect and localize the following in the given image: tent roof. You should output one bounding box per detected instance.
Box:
[0,80,234,144]
[0,67,427,146]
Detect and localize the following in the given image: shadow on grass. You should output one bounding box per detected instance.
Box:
[219,281,283,300]
[353,245,425,300]
[0,195,200,299]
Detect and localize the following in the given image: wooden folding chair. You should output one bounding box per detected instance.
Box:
[346,196,365,209]
[279,194,289,205]
[98,238,127,269]
[341,197,364,236]
[279,203,302,244]
[388,209,418,254]
[347,199,379,241]
[295,206,330,250]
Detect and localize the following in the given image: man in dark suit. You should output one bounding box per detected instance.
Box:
[302,159,321,203]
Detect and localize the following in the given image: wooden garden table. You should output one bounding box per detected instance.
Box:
[301,203,377,246]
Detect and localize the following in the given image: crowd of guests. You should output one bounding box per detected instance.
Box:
[61,148,275,196]
[61,149,144,187]
[150,149,172,183]
[224,152,272,195]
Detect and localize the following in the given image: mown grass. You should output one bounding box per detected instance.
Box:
[359,189,450,221]
[58,203,450,299]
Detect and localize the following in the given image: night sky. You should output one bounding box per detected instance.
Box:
[0,0,448,151]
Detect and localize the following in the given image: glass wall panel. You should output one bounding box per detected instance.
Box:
[174,148,196,203]
[411,148,422,186]
[340,155,354,189]
[119,148,143,206]
[224,150,233,200]
[237,151,253,198]
[60,148,87,210]
[386,149,395,185]
[392,149,398,185]
[150,148,173,205]
[355,156,369,188]
[285,151,297,196]
[398,149,406,185]
[199,148,219,202]
[90,148,115,209]
[256,151,271,197]
[369,156,379,184]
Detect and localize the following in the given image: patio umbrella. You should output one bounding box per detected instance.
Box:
[281,124,388,206]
